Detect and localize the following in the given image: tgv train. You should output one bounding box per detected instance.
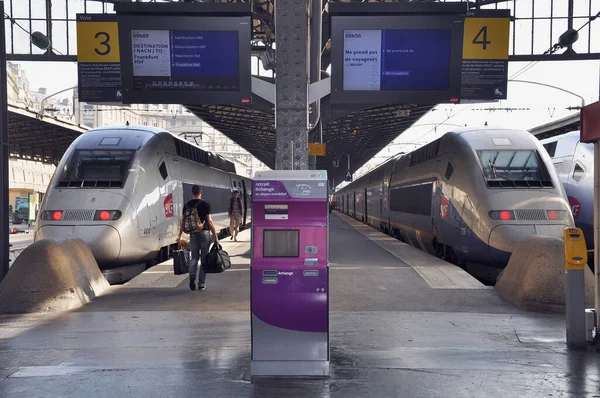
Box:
[334,128,574,281]
[35,126,252,283]
[540,131,594,258]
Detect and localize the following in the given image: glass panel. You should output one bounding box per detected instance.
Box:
[84,0,105,14]
[5,19,12,53]
[68,20,76,54]
[69,0,86,20]
[479,150,546,181]
[11,0,31,18]
[12,20,32,54]
[51,21,68,55]
[533,0,553,18]
[573,0,590,17]
[30,0,46,20]
[52,0,67,20]
[514,20,533,55]
[532,19,551,54]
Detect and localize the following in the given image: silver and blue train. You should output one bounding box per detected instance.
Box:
[34,125,252,283]
[334,128,574,281]
[540,131,594,260]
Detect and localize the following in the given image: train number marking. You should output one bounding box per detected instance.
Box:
[143,228,151,235]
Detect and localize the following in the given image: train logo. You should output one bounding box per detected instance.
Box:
[164,193,174,218]
[294,184,313,196]
[568,196,581,220]
[440,196,449,220]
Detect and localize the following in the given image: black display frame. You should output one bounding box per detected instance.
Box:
[117,14,252,105]
[330,14,465,106]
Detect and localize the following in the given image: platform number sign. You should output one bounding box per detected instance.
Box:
[462,17,509,60]
[76,14,122,103]
[460,13,510,101]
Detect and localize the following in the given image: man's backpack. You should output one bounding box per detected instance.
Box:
[182,206,205,234]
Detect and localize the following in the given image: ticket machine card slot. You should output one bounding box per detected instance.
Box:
[304,258,318,266]
[262,277,278,284]
[262,270,278,276]
[303,270,319,277]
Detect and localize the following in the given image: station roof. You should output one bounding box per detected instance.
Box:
[186,99,433,184]
[528,113,580,139]
[8,104,88,164]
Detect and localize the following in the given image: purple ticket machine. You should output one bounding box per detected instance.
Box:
[251,170,329,377]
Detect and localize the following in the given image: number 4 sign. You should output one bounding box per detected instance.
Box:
[462,17,510,60]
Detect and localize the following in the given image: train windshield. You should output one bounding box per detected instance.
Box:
[58,150,135,188]
[479,150,546,182]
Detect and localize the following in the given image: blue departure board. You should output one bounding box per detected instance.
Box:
[343,29,452,92]
[131,30,239,92]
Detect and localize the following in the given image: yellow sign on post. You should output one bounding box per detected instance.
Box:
[462,17,510,60]
[77,21,120,63]
[564,227,587,270]
[308,143,326,157]
[76,14,122,103]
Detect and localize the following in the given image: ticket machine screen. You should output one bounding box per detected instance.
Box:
[263,229,299,258]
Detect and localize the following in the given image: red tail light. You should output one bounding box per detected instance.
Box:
[93,210,122,221]
[41,210,63,221]
[489,210,514,221]
[547,210,568,220]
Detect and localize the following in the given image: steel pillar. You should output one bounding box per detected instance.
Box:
[595,141,600,337]
[275,0,309,170]
[0,0,9,283]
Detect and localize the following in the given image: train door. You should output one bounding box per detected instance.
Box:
[169,159,183,234]
[364,188,368,223]
[241,179,248,226]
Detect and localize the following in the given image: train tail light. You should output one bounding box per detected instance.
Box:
[41,210,63,221]
[93,210,122,221]
[489,210,514,221]
[547,210,568,220]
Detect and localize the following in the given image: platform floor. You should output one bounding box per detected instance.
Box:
[0,212,599,397]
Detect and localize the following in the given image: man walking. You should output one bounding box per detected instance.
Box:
[228,189,243,241]
[178,184,219,291]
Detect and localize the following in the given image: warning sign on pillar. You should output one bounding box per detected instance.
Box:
[308,143,327,156]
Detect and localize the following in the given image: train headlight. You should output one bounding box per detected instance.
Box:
[547,210,568,220]
[489,210,514,221]
[41,210,63,221]
[93,210,122,221]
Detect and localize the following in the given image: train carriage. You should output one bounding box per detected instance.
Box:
[35,125,252,282]
[336,128,574,281]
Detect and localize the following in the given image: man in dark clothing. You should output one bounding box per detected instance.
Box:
[178,184,219,291]
[228,189,243,241]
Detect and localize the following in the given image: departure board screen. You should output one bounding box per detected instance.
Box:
[330,13,464,106]
[343,29,452,92]
[131,30,239,92]
[117,13,251,105]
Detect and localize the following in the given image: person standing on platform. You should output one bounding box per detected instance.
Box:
[177,184,219,291]
[228,189,243,242]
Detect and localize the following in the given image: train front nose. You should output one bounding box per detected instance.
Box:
[481,191,574,264]
[35,224,121,265]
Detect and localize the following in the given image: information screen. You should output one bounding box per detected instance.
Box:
[343,29,452,92]
[263,230,299,258]
[131,30,239,92]
[117,14,251,105]
[330,14,464,105]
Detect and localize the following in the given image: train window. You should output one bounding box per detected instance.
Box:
[479,150,549,183]
[543,141,558,157]
[389,183,433,216]
[233,181,237,187]
[573,163,585,182]
[159,162,168,180]
[59,150,135,188]
[445,162,454,180]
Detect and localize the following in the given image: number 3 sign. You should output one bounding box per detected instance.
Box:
[76,16,120,63]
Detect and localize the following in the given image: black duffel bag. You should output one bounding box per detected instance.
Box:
[204,243,231,273]
[173,247,191,275]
